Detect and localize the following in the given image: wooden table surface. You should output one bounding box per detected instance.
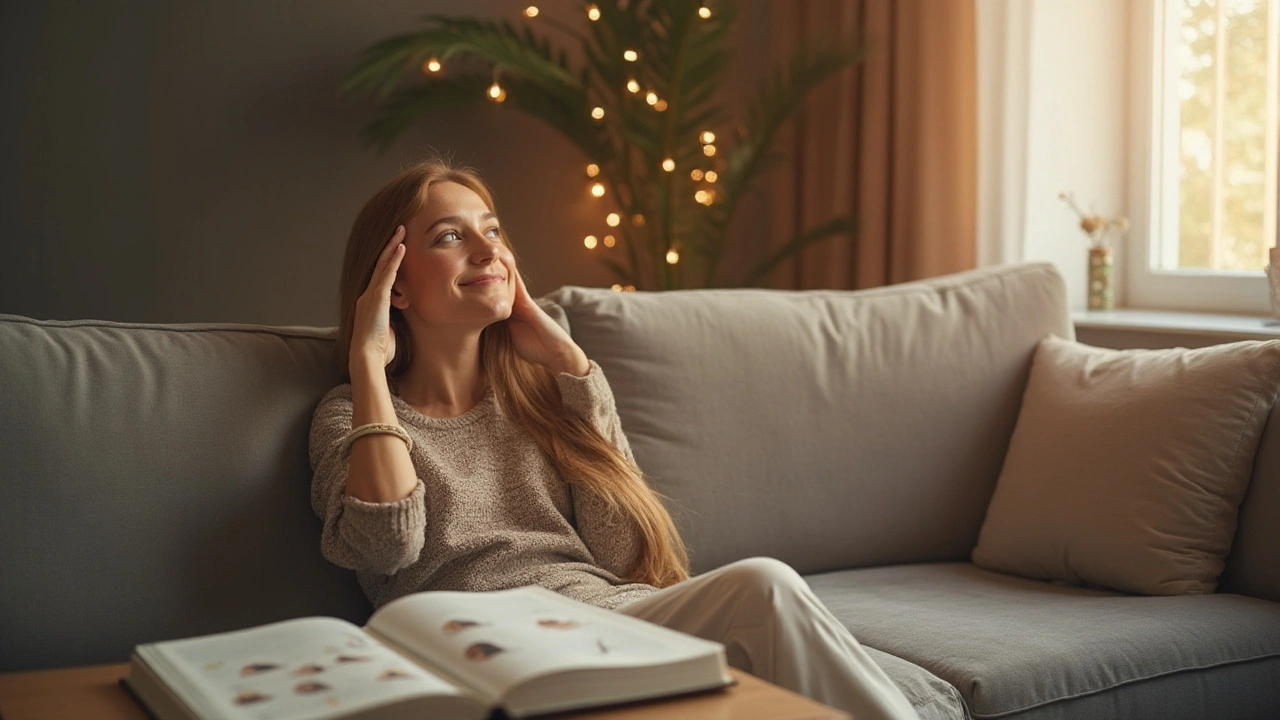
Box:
[0,663,850,720]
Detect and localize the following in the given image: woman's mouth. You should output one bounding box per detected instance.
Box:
[460,274,504,287]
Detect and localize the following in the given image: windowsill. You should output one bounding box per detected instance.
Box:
[1073,308,1280,343]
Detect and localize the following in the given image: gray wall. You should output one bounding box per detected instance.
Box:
[0,0,773,325]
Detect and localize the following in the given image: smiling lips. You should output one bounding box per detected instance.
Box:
[460,274,505,287]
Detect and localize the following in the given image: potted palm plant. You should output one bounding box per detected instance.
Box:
[343,0,861,290]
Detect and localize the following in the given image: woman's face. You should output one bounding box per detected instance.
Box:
[391,181,516,330]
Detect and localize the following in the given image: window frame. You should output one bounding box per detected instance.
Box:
[1126,0,1274,315]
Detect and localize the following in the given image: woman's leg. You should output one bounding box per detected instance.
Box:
[616,557,919,720]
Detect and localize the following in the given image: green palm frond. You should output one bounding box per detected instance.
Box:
[742,215,856,287]
[343,1,863,290]
[701,35,863,284]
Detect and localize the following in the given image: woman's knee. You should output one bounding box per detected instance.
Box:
[718,556,806,596]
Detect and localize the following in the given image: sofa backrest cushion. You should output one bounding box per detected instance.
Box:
[543,263,1073,575]
[1222,407,1280,603]
[0,316,370,672]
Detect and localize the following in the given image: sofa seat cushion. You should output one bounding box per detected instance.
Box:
[804,562,1280,720]
[862,646,968,720]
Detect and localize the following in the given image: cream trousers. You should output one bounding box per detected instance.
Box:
[617,557,920,720]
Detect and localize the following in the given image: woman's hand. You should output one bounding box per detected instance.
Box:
[506,271,590,376]
[350,225,406,370]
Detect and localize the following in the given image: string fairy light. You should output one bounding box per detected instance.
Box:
[584,235,598,249]
[702,144,716,156]
[690,169,704,181]
[586,163,600,177]
[700,130,715,144]
[590,182,606,197]
[524,5,539,17]
[666,248,680,265]
[653,99,668,111]
[704,170,718,182]
[612,283,623,291]
[632,214,646,226]
[626,79,640,93]
[591,106,605,120]
[606,213,621,227]
[645,92,658,105]
[586,4,601,21]
[623,49,638,62]
[603,235,616,247]
[662,158,675,172]
[698,5,711,19]
[423,57,441,74]
[488,82,507,102]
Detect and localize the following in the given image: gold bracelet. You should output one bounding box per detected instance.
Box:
[340,423,413,458]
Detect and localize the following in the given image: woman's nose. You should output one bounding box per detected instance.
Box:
[469,231,502,260]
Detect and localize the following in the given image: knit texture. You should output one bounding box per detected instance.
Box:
[308,361,662,611]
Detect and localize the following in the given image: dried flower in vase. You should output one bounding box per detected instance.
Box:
[1058,192,1129,249]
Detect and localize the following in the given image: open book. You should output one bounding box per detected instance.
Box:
[124,586,732,720]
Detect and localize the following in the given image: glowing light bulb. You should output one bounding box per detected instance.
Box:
[606,213,621,227]
[623,49,638,62]
[645,92,658,105]
[488,83,506,102]
[700,130,715,144]
[704,170,718,182]
[584,235,598,249]
[626,79,640,93]
[695,190,709,204]
[653,99,668,111]
[666,249,680,265]
[632,214,646,226]
[661,158,675,172]
[591,106,605,120]
[603,235,617,247]
[690,169,704,181]
[586,163,600,177]
[524,5,539,17]
[423,57,441,74]
[625,285,636,291]
[587,4,601,20]
[590,183,606,197]
[698,6,711,19]
[703,144,716,156]
[611,283,623,292]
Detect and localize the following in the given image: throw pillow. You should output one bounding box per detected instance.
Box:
[972,335,1280,595]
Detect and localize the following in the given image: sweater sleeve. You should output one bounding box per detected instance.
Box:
[308,385,427,575]
[555,360,637,465]
[555,362,645,580]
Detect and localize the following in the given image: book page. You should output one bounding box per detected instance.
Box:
[144,617,468,720]
[366,587,722,701]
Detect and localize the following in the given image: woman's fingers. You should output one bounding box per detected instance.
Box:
[367,226,406,296]
[379,243,405,295]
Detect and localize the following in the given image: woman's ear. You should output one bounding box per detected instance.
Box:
[390,281,410,311]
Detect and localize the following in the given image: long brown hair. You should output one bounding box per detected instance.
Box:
[335,158,689,588]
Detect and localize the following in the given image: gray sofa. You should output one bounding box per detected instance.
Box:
[2,262,1278,719]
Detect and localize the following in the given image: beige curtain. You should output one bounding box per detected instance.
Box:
[765,0,977,290]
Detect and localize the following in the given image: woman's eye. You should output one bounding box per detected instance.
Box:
[485,227,501,239]
[436,230,461,244]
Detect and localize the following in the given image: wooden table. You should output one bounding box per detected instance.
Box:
[0,664,850,720]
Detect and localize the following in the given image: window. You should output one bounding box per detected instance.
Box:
[1129,0,1278,314]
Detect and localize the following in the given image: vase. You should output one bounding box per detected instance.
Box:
[1087,246,1115,310]
[1267,263,1280,319]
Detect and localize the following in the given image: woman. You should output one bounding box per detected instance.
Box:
[309,158,919,720]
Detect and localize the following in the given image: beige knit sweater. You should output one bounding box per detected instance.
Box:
[308,361,661,611]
